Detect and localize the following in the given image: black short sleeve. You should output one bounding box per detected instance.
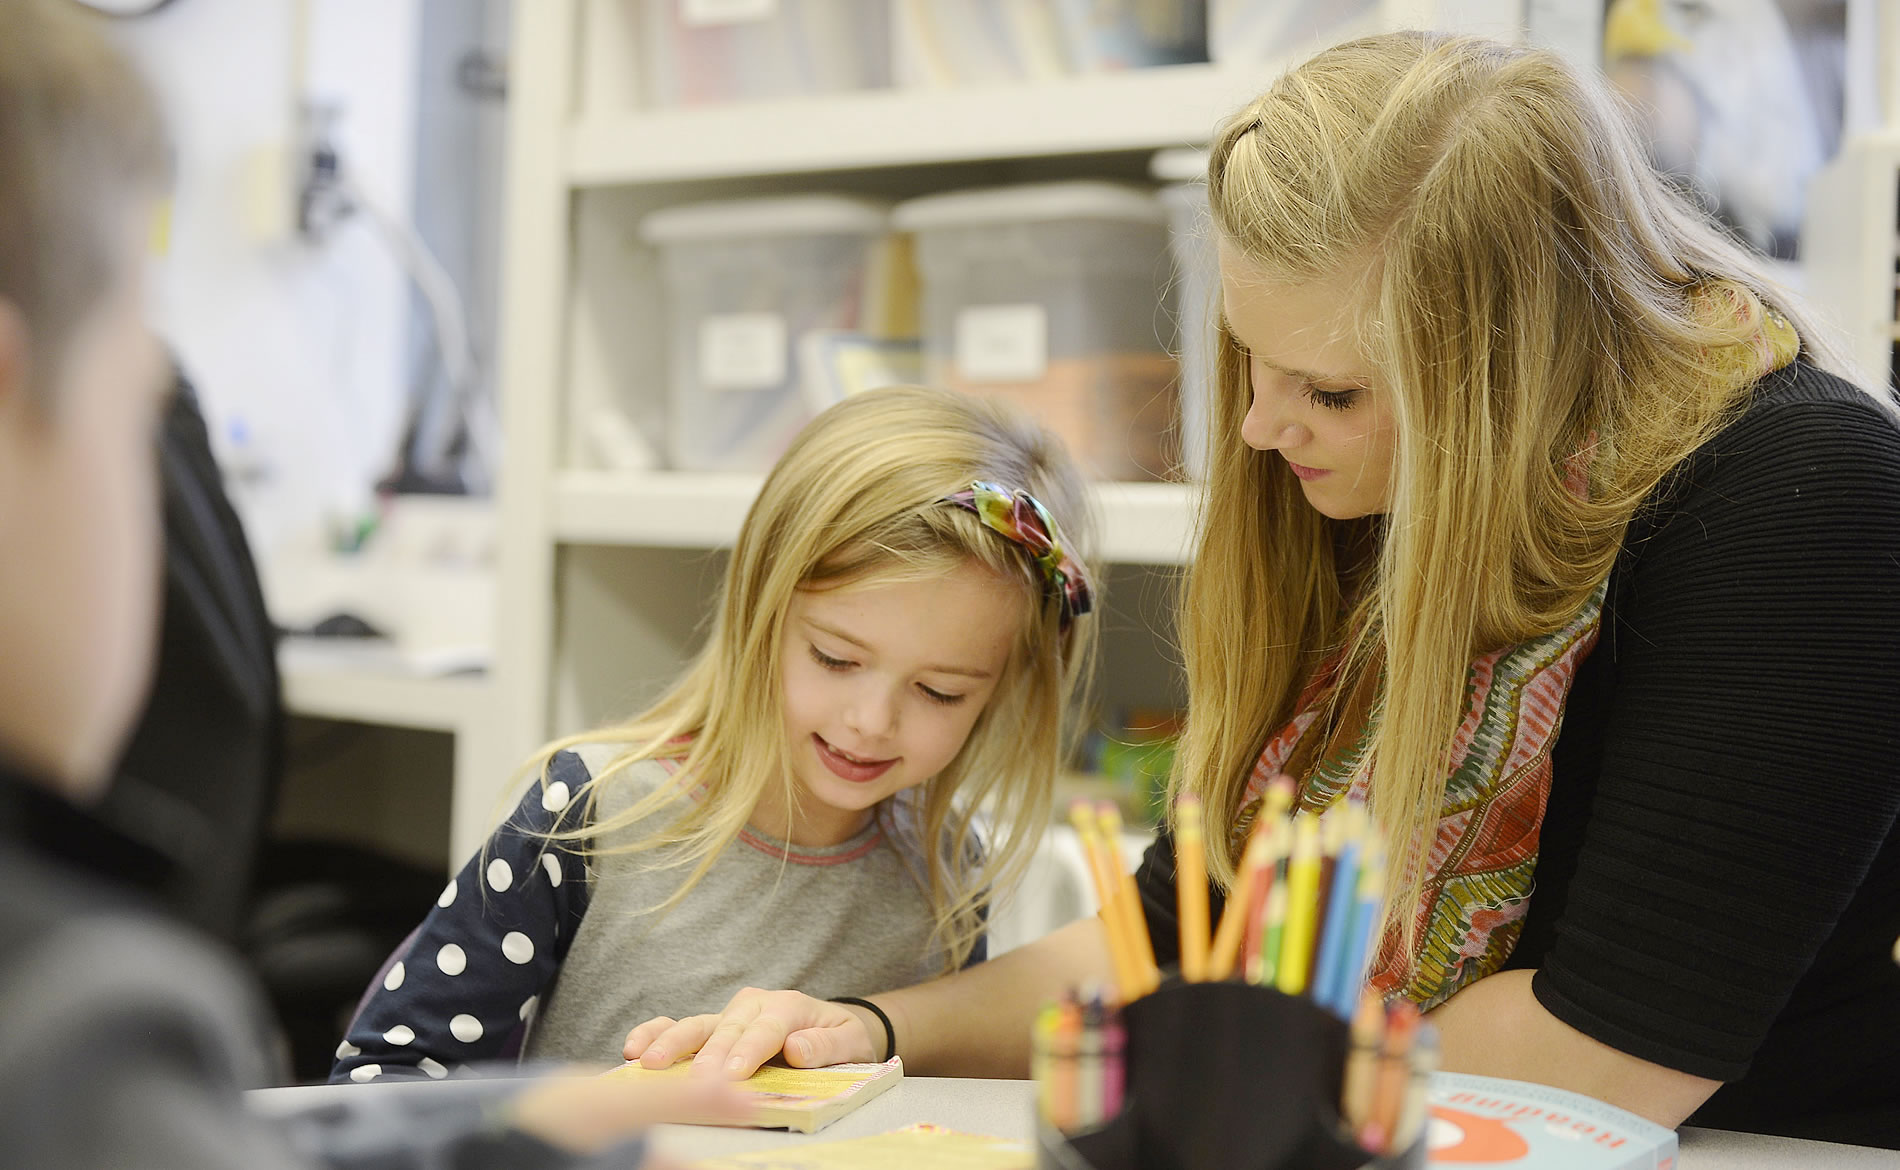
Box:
[1531,372,1900,1082]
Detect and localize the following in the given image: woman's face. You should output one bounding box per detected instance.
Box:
[1218,245,1397,520]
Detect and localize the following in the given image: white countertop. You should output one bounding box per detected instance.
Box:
[248,1075,1899,1167]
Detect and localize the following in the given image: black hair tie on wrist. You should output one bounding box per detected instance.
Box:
[827,996,896,1063]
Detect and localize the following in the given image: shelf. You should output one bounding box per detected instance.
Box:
[553,470,1197,564]
[280,638,491,733]
[565,62,1273,185]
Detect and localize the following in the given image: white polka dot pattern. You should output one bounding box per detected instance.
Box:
[418,1056,448,1080]
[519,995,539,1022]
[383,1025,415,1046]
[383,961,405,992]
[450,1014,483,1043]
[335,1040,359,1060]
[487,858,513,892]
[437,943,467,976]
[437,879,457,908]
[350,1065,381,1083]
[542,781,571,812]
[502,932,534,964]
[542,852,562,887]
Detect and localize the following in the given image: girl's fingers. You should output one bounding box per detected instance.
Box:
[635,1015,721,1069]
[690,997,768,1075]
[622,1016,678,1061]
[783,1020,874,1069]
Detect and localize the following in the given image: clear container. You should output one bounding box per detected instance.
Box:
[1153,148,1214,481]
[640,195,893,471]
[894,182,1177,482]
[894,0,1206,88]
[639,0,891,108]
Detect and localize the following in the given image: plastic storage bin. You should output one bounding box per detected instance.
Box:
[1154,148,1214,481]
[895,0,1207,87]
[639,0,891,108]
[640,195,893,472]
[894,182,1177,481]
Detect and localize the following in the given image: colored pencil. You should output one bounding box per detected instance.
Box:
[1274,814,1323,995]
[1098,803,1160,996]
[1175,793,1210,981]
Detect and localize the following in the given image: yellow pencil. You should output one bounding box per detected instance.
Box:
[1208,776,1295,980]
[1175,794,1210,981]
[1070,802,1138,1000]
[1098,803,1160,996]
[1274,813,1323,995]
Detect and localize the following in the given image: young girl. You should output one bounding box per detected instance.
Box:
[331,385,1096,1082]
[622,33,1900,1148]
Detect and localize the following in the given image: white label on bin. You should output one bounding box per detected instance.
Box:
[954,304,1049,383]
[698,312,788,391]
[682,0,778,27]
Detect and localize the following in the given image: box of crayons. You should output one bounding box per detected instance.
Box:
[1033,791,1430,1170]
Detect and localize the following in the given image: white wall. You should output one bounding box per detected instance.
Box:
[114,0,423,566]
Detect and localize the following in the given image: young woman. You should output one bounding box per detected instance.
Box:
[621,33,1900,1148]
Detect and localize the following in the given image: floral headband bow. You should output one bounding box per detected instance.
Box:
[942,481,1094,631]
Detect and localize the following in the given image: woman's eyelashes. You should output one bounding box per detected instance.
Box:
[1301,381,1364,412]
[806,644,967,707]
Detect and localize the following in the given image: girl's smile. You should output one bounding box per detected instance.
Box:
[812,733,898,783]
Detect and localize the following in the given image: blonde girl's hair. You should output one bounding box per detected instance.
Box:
[526,386,1096,971]
[1175,31,1868,967]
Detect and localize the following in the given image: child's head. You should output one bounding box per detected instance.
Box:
[0,0,170,795]
[725,388,1094,850]
[572,385,1095,968]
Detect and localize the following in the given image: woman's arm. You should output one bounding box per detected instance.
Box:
[624,914,1114,1078]
[1429,969,1720,1127]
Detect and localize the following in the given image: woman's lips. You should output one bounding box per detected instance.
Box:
[1286,459,1330,481]
[813,734,897,783]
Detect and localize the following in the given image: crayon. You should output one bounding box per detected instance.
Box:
[1360,1001,1420,1154]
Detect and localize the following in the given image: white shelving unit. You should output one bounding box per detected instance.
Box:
[484,0,1559,865]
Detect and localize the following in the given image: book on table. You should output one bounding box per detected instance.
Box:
[1427,1072,1679,1169]
[599,1055,903,1134]
[693,1123,1032,1169]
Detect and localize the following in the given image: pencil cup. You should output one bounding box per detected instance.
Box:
[1035,979,1424,1170]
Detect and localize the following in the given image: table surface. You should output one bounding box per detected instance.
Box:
[248,1075,1898,1167]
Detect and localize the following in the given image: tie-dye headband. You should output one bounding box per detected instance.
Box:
[942,481,1094,631]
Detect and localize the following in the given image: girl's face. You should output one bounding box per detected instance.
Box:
[1219,246,1397,520]
[772,559,1024,848]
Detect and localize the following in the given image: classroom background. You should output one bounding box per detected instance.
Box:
[92,0,1898,1084]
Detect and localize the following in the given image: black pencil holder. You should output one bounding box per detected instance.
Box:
[1036,979,1424,1170]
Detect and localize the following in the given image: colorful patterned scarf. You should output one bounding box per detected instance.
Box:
[1230,281,1799,1009]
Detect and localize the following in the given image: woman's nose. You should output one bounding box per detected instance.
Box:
[1240,386,1310,452]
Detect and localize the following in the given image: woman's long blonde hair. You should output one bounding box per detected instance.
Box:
[530,386,1096,971]
[1174,32,1863,962]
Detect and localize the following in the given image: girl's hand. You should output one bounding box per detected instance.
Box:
[622,988,879,1078]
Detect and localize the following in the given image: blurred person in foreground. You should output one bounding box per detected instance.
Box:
[0,2,740,1165]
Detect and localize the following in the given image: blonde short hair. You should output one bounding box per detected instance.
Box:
[0,0,168,402]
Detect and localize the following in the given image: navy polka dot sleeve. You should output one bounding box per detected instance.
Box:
[330,752,594,1083]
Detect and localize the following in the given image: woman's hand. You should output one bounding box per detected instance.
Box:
[622,988,880,1079]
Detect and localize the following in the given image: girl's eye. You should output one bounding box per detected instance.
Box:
[1303,383,1363,412]
[918,684,966,707]
[809,645,853,670]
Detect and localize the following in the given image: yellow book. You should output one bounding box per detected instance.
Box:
[690,1123,1032,1169]
[600,1056,904,1134]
